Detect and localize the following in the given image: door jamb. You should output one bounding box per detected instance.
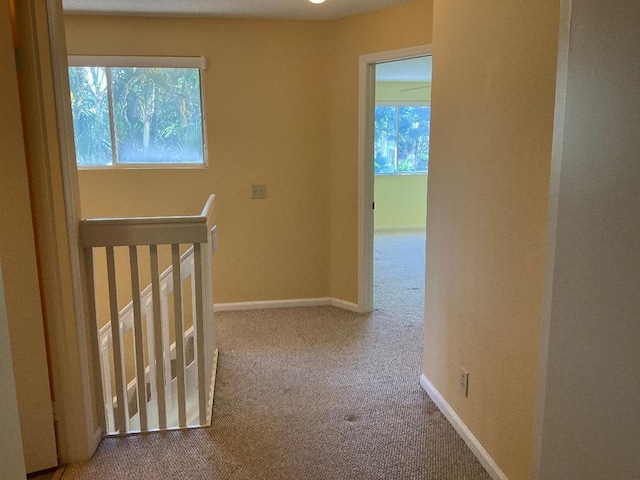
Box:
[357,45,433,313]
[44,0,102,461]
[16,0,101,462]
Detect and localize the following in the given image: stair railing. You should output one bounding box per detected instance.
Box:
[80,195,217,435]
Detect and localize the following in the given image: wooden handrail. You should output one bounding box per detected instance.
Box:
[79,194,215,247]
[200,194,215,224]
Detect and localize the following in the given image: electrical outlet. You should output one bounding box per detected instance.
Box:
[460,368,469,397]
[251,184,267,199]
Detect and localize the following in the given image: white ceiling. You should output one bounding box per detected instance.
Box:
[376,56,432,82]
[63,0,419,20]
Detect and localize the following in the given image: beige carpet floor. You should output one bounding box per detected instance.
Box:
[374,230,426,314]
[62,232,491,479]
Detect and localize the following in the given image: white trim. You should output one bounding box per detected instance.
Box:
[90,426,102,454]
[375,172,428,177]
[329,298,360,312]
[44,0,99,462]
[359,45,433,66]
[77,163,208,171]
[374,226,426,232]
[206,348,218,425]
[79,194,215,248]
[214,298,332,311]
[358,44,432,314]
[419,374,509,480]
[101,422,212,439]
[213,297,360,313]
[358,59,375,314]
[68,55,207,70]
[531,1,573,478]
[376,101,430,107]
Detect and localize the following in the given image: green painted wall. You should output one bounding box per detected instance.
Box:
[375,81,431,102]
[374,174,427,229]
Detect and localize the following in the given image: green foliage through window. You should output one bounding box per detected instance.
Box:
[69,65,205,167]
[374,105,430,175]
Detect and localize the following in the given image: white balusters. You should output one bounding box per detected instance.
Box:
[84,249,106,432]
[100,334,114,432]
[105,246,128,433]
[193,242,207,424]
[171,244,187,428]
[149,245,167,430]
[128,246,148,431]
[80,195,217,437]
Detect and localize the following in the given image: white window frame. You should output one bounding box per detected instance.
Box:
[67,55,208,170]
[374,100,430,176]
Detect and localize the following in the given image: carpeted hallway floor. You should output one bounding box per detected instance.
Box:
[61,231,491,479]
[373,230,426,314]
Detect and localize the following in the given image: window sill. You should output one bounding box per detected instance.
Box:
[374,172,428,177]
[77,163,208,171]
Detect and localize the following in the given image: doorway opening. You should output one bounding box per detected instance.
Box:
[357,46,432,313]
[373,56,431,312]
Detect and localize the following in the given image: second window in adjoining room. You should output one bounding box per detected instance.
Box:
[374,104,430,175]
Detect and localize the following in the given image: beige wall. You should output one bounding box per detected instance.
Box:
[0,1,58,472]
[374,175,427,230]
[327,1,433,301]
[66,15,331,304]
[424,1,559,479]
[65,0,433,305]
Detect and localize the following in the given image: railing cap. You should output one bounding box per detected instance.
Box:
[80,195,215,248]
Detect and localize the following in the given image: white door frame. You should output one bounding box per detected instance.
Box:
[45,0,103,461]
[13,0,101,463]
[357,45,433,313]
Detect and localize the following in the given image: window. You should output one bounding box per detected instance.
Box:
[374,105,430,174]
[68,56,206,168]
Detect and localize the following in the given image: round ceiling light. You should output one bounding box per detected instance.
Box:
[309,0,326,3]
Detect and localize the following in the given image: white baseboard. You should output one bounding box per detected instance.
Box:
[90,426,103,454]
[213,297,360,313]
[213,297,361,313]
[330,298,361,312]
[419,374,509,480]
[214,297,361,313]
[214,298,332,311]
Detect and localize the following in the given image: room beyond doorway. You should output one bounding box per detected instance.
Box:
[373,231,426,312]
[372,55,431,310]
[357,45,431,313]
